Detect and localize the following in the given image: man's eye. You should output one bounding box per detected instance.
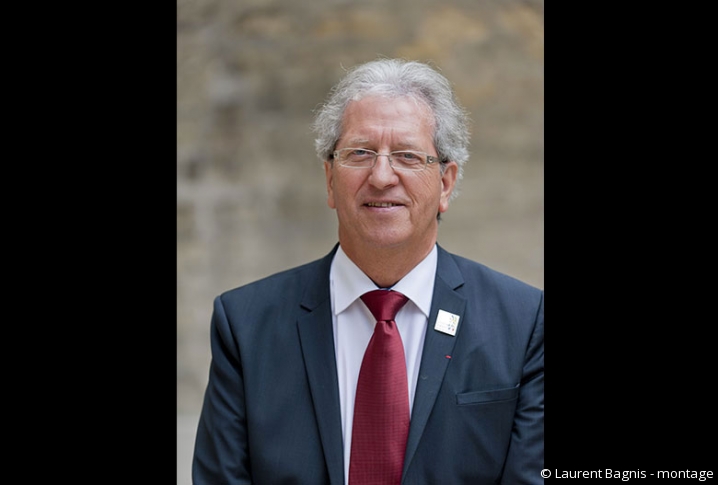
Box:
[351,149,373,157]
[396,151,420,160]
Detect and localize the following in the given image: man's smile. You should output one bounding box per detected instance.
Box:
[364,202,403,207]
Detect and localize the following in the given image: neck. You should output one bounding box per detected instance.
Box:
[340,241,435,289]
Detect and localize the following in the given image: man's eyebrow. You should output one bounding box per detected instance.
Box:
[343,138,371,147]
[392,141,424,151]
[342,139,424,150]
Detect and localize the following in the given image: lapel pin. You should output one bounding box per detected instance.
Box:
[434,310,460,336]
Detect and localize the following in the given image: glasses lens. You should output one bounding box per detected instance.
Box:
[390,151,426,171]
[338,148,376,168]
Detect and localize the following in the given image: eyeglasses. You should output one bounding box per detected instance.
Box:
[331,148,442,172]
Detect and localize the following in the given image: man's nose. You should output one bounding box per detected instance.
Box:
[368,154,398,187]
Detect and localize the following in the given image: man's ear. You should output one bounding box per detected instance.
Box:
[438,161,458,214]
[324,160,336,209]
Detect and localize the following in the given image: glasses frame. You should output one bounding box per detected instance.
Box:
[331,147,443,172]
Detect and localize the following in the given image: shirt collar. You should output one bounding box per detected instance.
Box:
[330,244,437,318]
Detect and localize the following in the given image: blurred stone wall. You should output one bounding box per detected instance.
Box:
[177,0,544,416]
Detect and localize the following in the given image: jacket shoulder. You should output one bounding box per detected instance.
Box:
[439,249,543,313]
[453,253,540,291]
[217,247,336,310]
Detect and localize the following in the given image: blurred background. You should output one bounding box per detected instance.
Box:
[177,0,543,482]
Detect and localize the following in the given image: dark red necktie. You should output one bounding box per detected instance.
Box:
[349,289,410,485]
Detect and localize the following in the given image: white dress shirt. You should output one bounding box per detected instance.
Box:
[329,244,437,484]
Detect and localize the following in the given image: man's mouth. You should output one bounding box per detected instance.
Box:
[365,202,401,207]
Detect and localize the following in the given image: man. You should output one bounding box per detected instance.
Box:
[193,58,544,484]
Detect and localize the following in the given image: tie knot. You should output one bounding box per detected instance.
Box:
[360,290,409,322]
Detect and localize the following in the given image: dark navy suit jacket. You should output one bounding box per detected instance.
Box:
[193,244,544,484]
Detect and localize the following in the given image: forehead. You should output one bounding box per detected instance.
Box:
[340,95,435,147]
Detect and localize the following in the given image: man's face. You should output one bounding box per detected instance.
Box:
[324,95,458,255]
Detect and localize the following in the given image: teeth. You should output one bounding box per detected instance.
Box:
[366,202,398,207]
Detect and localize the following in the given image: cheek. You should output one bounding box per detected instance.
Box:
[328,172,358,210]
[411,175,443,204]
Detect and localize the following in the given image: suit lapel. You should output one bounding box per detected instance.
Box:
[403,246,467,478]
[296,246,345,485]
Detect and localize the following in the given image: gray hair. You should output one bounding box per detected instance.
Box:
[312,58,471,197]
